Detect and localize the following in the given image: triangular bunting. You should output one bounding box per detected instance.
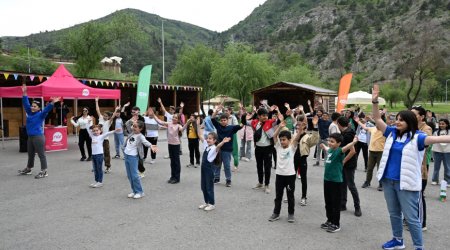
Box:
[81,80,86,84]
[4,73,9,80]
[13,74,19,80]
[95,80,98,86]
[38,75,44,82]
[29,75,35,81]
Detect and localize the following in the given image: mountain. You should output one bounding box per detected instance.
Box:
[218,0,450,86]
[0,9,217,81]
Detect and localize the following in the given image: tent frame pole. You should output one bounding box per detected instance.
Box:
[1,98,4,149]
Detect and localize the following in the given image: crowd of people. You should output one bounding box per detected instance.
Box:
[17,82,450,250]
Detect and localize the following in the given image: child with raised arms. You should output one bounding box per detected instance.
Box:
[198,133,230,211]
[319,133,358,233]
[122,120,157,199]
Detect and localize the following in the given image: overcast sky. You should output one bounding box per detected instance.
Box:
[0,0,267,37]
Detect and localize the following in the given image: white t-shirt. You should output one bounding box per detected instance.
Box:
[88,130,114,155]
[358,128,368,143]
[71,116,92,129]
[165,112,173,123]
[328,122,340,135]
[114,117,123,134]
[124,134,140,156]
[144,116,159,137]
[275,141,297,176]
[202,139,219,163]
[255,123,271,147]
[99,117,112,140]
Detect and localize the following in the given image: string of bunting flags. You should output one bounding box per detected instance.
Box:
[0,71,203,91]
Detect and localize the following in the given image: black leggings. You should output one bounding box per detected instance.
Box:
[294,151,308,199]
[78,129,92,158]
[143,137,158,160]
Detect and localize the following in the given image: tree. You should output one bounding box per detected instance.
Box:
[276,64,323,87]
[65,12,139,77]
[395,24,445,109]
[423,79,441,107]
[170,44,219,114]
[380,82,405,108]
[210,43,276,106]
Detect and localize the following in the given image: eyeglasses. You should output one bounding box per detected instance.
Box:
[83,109,88,112]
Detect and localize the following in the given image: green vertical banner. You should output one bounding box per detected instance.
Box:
[136,65,152,112]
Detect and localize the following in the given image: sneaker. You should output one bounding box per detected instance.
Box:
[35,171,48,179]
[114,155,120,159]
[86,157,92,161]
[313,163,319,166]
[268,213,280,222]
[300,198,307,206]
[287,214,295,223]
[422,226,427,231]
[431,181,438,185]
[340,206,347,211]
[150,160,155,164]
[377,185,384,191]
[204,204,215,211]
[214,179,220,184]
[89,183,96,187]
[163,155,170,159]
[93,182,103,188]
[186,164,193,168]
[264,185,270,194]
[253,183,263,189]
[198,203,208,209]
[313,157,317,160]
[104,168,111,174]
[133,193,145,199]
[226,181,231,187]
[194,164,199,168]
[127,192,135,198]
[232,166,238,172]
[18,168,32,175]
[321,158,325,161]
[80,157,86,161]
[354,207,362,217]
[283,198,288,203]
[139,172,145,178]
[381,238,405,250]
[326,224,341,233]
[321,221,332,229]
[362,182,370,188]
[242,157,250,162]
[297,173,301,179]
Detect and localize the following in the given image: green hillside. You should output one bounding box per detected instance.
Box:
[0,8,217,81]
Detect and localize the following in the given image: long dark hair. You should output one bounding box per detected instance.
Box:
[207,132,222,166]
[438,119,450,134]
[74,107,90,122]
[396,110,418,139]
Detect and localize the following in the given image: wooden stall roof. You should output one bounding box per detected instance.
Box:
[252,81,336,96]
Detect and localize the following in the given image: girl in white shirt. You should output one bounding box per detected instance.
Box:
[122,120,157,199]
[87,125,117,188]
[198,132,230,211]
[71,107,93,161]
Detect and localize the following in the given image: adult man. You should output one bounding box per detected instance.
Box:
[337,116,362,217]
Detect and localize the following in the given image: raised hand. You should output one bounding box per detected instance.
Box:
[372,84,379,101]
[95,96,99,102]
[312,115,319,125]
[51,97,61,104]
[279,121,286,128]
[157,98,162,103]
[222,137,231,143]
[180,102,184,108]
[238,102,243,109]
[124,101,130,107]
[21,84,27,93]
[284,103,290,108]
[307,100,311,106]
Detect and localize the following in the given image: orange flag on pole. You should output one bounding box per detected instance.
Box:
[336,73,353,112]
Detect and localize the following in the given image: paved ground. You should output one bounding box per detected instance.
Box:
[0,131,449,250]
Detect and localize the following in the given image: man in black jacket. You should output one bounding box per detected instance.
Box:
[337,116,362,217]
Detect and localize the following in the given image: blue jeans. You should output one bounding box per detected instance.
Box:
[381,179,423,248]
[201,162,215,205]
[114,133,124,157]
[214,151,232,182]
[92,154,104,183]
[432,152,450,183]
[124,154,143,194]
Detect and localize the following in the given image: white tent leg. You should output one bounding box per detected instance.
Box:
[75,98,78,143]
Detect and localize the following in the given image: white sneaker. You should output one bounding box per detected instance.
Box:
[431,181,438,185]
[198,203,208,209]
[242,157,250,162]
[204,204,215,211]
[133,193,145,199]
[264,185,270,194]
[150,160,155,164]
[163,155,170,159]
[127,192,135,198]
[93,182,103,188]
[300,198,307,206]
[252,183,263,189]
[89,183,96,187]
[297,173,301,179]
[139,172,145,178]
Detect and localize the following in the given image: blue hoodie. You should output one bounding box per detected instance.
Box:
[23,96,54,136]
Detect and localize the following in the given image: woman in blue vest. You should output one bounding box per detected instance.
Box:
[371,84,450,250]
[18,84,60,179]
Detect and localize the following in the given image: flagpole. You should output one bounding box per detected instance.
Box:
[162,20,165,84]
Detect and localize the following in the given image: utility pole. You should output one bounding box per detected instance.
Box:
[162,20,165,84]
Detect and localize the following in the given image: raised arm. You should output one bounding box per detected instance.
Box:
[153,114,168,126]
[211,104,223,119]
[157,97,168,115]
[216,137,231,150]
[95,97,103,119]
[354,116,369,131]
[372,84,387,133]
[180,117,194,131]
[425,135,450,146]
[273,121,286,145]
[342,136,358,153]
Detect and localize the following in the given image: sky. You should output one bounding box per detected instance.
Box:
[0,0,267,37]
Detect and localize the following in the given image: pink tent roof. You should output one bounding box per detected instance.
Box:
[0,65,120,99]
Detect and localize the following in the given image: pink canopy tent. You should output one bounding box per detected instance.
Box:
[0,65,121,148]
[0,64,120,99]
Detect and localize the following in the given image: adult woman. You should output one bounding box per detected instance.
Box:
[71,107,93,161]
[431,119,450,185]
[372,84,450,250]
[18,84,60,179]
